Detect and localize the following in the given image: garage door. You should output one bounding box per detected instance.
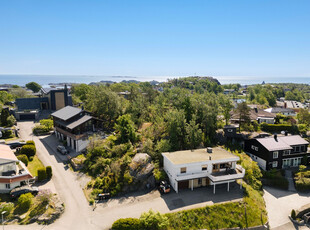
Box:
[19,114,36,120]
[178,180,189,189]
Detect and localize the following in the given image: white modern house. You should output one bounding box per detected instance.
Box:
[162,147,245,194]
[0,145,33,193]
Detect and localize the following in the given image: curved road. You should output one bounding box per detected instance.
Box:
[6,121,102,230]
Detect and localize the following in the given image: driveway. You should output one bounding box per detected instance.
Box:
[264,186,310,230]
[7,121,243,230]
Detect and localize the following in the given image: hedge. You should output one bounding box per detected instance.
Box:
[20,144,36,158]
[112,218,142,230]
[37,168,47,181]
[0,130,14,139]
[46,166,52,179]
[260,123,299,134]
[26,140,35,146]
[17,154,29,166]
[262,178,289,190]
[32,125,50,135]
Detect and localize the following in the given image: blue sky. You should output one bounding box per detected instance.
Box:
[0,0,310,78]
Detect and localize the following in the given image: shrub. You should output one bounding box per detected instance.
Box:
[32,125,50,135]
[140,210,169,230]
[17,154,29,166]
[291,209,296,220]
[46,166,52,179]
[17,193,33,212]
[20,144,36,158]
[6,115,16,127]
[112,218,142,230]
[260,123,299,134]
[37,168,47,181]
[1,129,13,139]
[26,140,35,146]
[0,202,14,215]
[89,199,94,206]
[39,119,53,130]
[153,168,166,182]
[29,156,34,161]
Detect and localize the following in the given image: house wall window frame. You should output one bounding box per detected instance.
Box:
[251,145,258,151]
[201,165,208,171]
[283,150,291,156]
[180,167,187,174]
[227,129,233,132]
[272,161,278,168]
[5,184,10,189]
[273,151,279,159]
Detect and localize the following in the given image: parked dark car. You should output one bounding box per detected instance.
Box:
[159,181,171,194]
[7,141,26,149]
[10,186,39,199]
[57,145,68,155]
[98,193,110,201]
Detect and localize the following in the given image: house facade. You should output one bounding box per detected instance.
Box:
[162,147,245,194]
[264,107,296,116]
[51,106,101,152]
[0,145,33,193]
[15,85,72,120]
[244,135,309,170]
[230,108,276,124]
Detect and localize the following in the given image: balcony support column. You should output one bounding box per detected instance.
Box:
[191,179,193,191]
[227,181,230,192]
[240,179,242,189]
[213,184,216,194]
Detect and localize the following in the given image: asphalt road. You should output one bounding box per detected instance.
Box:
[7,121,101,230]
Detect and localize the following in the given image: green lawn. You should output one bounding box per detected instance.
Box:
[27,155,45,177]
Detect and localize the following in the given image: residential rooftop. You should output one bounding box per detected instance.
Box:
[162,147,239,165]
[256,135,309,151]
[0,144,18,161]
[51,106,82,121]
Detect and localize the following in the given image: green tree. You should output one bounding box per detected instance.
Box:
[114,114,137,144]
[219,95,234,125]
[236,102,251,132]
[0,109,9,126]
[86,85,122,128]
[26,82,42,93]
[185,118,202,149]
[6,115,16,127]
[297,108,310,126]
[166,109,187,151]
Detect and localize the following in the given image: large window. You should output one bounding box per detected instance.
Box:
[272,161,278,168]
[251,145,258,151]
[5,184,10,189]
[283,150,291,155]
[273,151,278,159]
[180,167,187,174]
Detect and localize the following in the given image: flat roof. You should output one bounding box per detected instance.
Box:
[162,147,239,165]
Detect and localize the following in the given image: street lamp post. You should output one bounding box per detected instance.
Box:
[1,211,6,230]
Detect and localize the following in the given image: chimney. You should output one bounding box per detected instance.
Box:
[209,156,212,160]
[207,147,212,153]
[285,131,288,136]
[81,105,84,110]
[274,134,278,142]
[254,108,258,113]
[284,102,287,108]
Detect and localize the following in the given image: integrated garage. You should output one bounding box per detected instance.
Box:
[15,111,39,121]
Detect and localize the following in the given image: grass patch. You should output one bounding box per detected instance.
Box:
[27,155,45,177]
[165,183,267,230]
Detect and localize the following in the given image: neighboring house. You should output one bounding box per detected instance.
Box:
[285,100,306,112]
[162,147,245,194]
[0,145,33,193]
[14,85,72,120]
[230,108,276,124]
[264,107,296,116]
[244,135,309,171]
[223,89,235,95]
[51,106,101,152]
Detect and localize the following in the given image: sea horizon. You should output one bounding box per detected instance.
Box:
[0,74,309,86]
